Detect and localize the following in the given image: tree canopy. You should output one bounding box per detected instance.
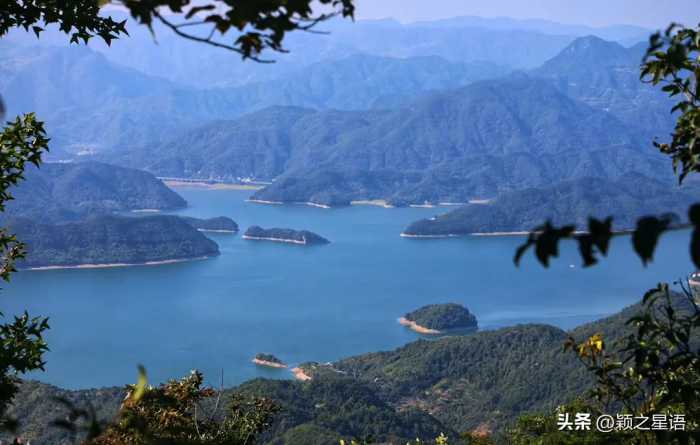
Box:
[1,0,355,60]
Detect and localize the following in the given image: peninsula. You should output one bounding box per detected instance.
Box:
[400,303,478,335]
[11,215,220,269]
[401,175,700,237]
[243,226,330,245]
[253,353,287,369]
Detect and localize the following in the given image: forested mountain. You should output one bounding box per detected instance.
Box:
[5,295,675,444]
[9,215,219,268]
[533,36,675,140]
[4,162,186,222]
[0,44,174,117]
[5,33,679,234]
[0,41,506,154]
[130,74,662,205]
[403,174,700,236]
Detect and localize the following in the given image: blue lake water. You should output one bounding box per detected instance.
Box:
[3,188,695,389]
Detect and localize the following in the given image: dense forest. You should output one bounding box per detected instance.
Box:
[9,215,220,268]
[2,162,186,223]
[403,174,700,236]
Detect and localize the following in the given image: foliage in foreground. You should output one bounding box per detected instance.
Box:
[74,370,279,445]
[1,0,354,61]
[508,285,700,444]
[0,113,50,431]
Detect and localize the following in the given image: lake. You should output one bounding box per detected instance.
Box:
[3,188,694,389]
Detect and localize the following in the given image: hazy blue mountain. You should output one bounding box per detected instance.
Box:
[412,16,650,44]
[4,14,586,88]
[4,162,186,222]
[532,36,675,140]
[8,215,219,268]
[402,173,700,237]
[0,41,506,154]
[0,43,191,153]
[0,45,174,118]
[132,74,663,206]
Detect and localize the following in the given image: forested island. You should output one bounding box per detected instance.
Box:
[10,215,220,269]
[243,226,330,245]
[180,216,239,233]
[253,353,287,369]
[399,303,478,334]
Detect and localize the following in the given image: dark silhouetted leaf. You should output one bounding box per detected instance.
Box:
[632,216,671,265]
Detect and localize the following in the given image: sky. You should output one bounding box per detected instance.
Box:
[353,0,700,29]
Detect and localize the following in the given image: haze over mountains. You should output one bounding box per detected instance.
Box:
[3,14,650,87]
[0,15,687,235]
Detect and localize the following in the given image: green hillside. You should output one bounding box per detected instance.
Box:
[9,215,219,268]
[4,161,186,222]
[403,174,700,236]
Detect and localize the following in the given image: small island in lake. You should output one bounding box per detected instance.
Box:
[243,226,330,245]
[399,303,478,334]
[180,216,239,233]
[253,353,287,369]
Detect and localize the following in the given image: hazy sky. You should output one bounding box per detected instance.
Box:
[354,0,700,29]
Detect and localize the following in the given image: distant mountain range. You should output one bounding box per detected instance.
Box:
[5,14,647,88]
[124,70,664,206]
[0,42,508,154]
[96,34,685,233]
[3,29,685,237]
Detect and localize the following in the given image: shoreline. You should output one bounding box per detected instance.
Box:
[400,233,462,239]
[247,199,331,209]
[253,359,288,369]
[165,180,264,191]
[304,201,331,209]
[402,228,636,239]
[196,229,238,234]
[246,199,284,205]
[24,256,212,271]
[250,199,491,210]
[291,367,312,381]
[350,200,394,208]
[398,317,442,335]
[400,231,542,238]
[242,235,311,245]
[470,231,530,237]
